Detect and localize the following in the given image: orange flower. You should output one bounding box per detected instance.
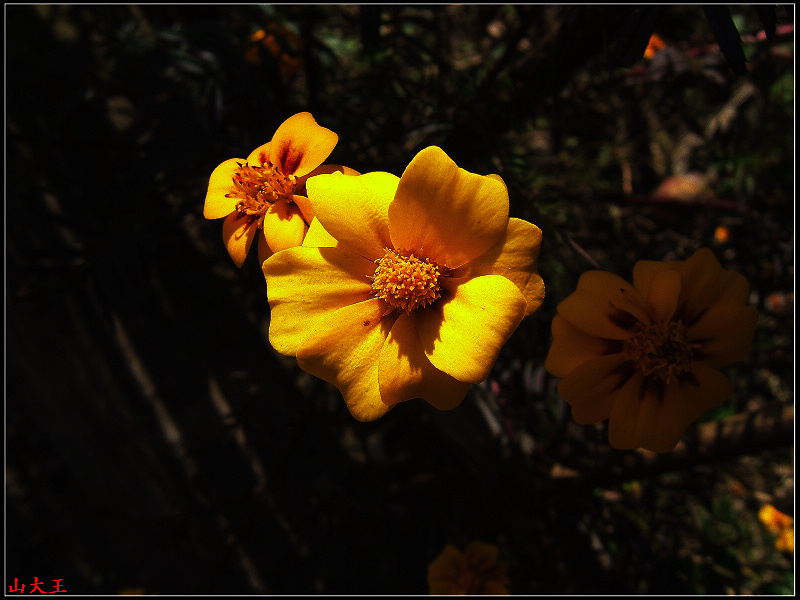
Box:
[262,146,545,421]
[204,112,356,267]
[643,33,666,59]
[759,504,794,553]
[427,541,509,595]
[545,248,758,453]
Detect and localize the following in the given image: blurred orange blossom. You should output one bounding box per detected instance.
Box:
[203,112,356,267]
[427,541,509,595]
[545,248,758,453]
[262,146,545,421]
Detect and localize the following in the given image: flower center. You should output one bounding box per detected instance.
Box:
[371,248,444,313]
[626,320,700,383]
[226,161,297,224]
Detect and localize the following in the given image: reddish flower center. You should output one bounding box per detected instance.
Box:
[371,248,445,313]
[226,161,297,225]
[626,320,699,383]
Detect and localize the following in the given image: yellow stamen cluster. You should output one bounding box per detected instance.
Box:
[227,161,297,224]
[371,248,443,313]
[626,320,699,383]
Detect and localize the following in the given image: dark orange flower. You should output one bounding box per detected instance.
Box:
[427,541,509,595]
[545,248,758,453]
[643,33,666,59]
[204,112,356,267]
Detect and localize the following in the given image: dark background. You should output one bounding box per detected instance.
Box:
[6,5,794,594]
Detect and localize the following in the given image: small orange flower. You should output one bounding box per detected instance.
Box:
[204,112,356,267]
[759,504,794,553]
[427,541,509,595]
[545,248,758,453]
[643,33,666,59]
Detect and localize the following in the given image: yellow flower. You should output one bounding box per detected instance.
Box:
[544,248,758,453]
[262,146,545,421]
[427,541,510,595]
[204,112,356,267]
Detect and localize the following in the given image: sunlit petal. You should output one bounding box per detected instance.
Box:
[294,165,362,223]
[261,198,308,254]
[222,212,258,267]
[263,112,339,177]
[379,312,471,410]
[302,217,339,248]
[306,171,397,260]
[263,247,375,355]
[204,158,242,219]
[389,146,509,269]
[296,299,396,422]
[458,218,545,316]
[417,274,526,384]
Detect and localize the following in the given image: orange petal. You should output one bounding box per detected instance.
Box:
[306,171,396,260]
[557,270,650,339]
[204,158,242,219]
[267,112,338,177]
[607,365,734,453]
[417,274,527,384]
[379,312,471,410]
[689,304,758,368]
[544,314,619,379]
[262,247,376,356]
[261,199,308,254]
[389,146,509,269]
[556,354,631,425]
[646,269,681,322]
[459,217,545,317]
[295,298,396,422]
[222,212,258,267]
[678,248,751,321]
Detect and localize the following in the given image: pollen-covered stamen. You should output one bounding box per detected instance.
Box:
[371,248,445,313]
[626,320,701,384]
[226,161,297,226]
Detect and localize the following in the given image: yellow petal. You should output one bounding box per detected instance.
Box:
[417,274,527,384]
[261,199,308,254]
[306,171,397,260]
[557,270,650,339]
[544,314,621,379]
[302,217,339,248]
[222,212,258,267]
[293,165,362,223]
[379,312,471,410]
[458,218,545,317]
[266,112,338,177]
[646,269,681,322]
[296,299,396,422]
[389,146,509,269]
[556,354,631,424]
[204,158,242,219]
[263,247,376,355]
[632,258,679,299]
[689,304,758,368]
